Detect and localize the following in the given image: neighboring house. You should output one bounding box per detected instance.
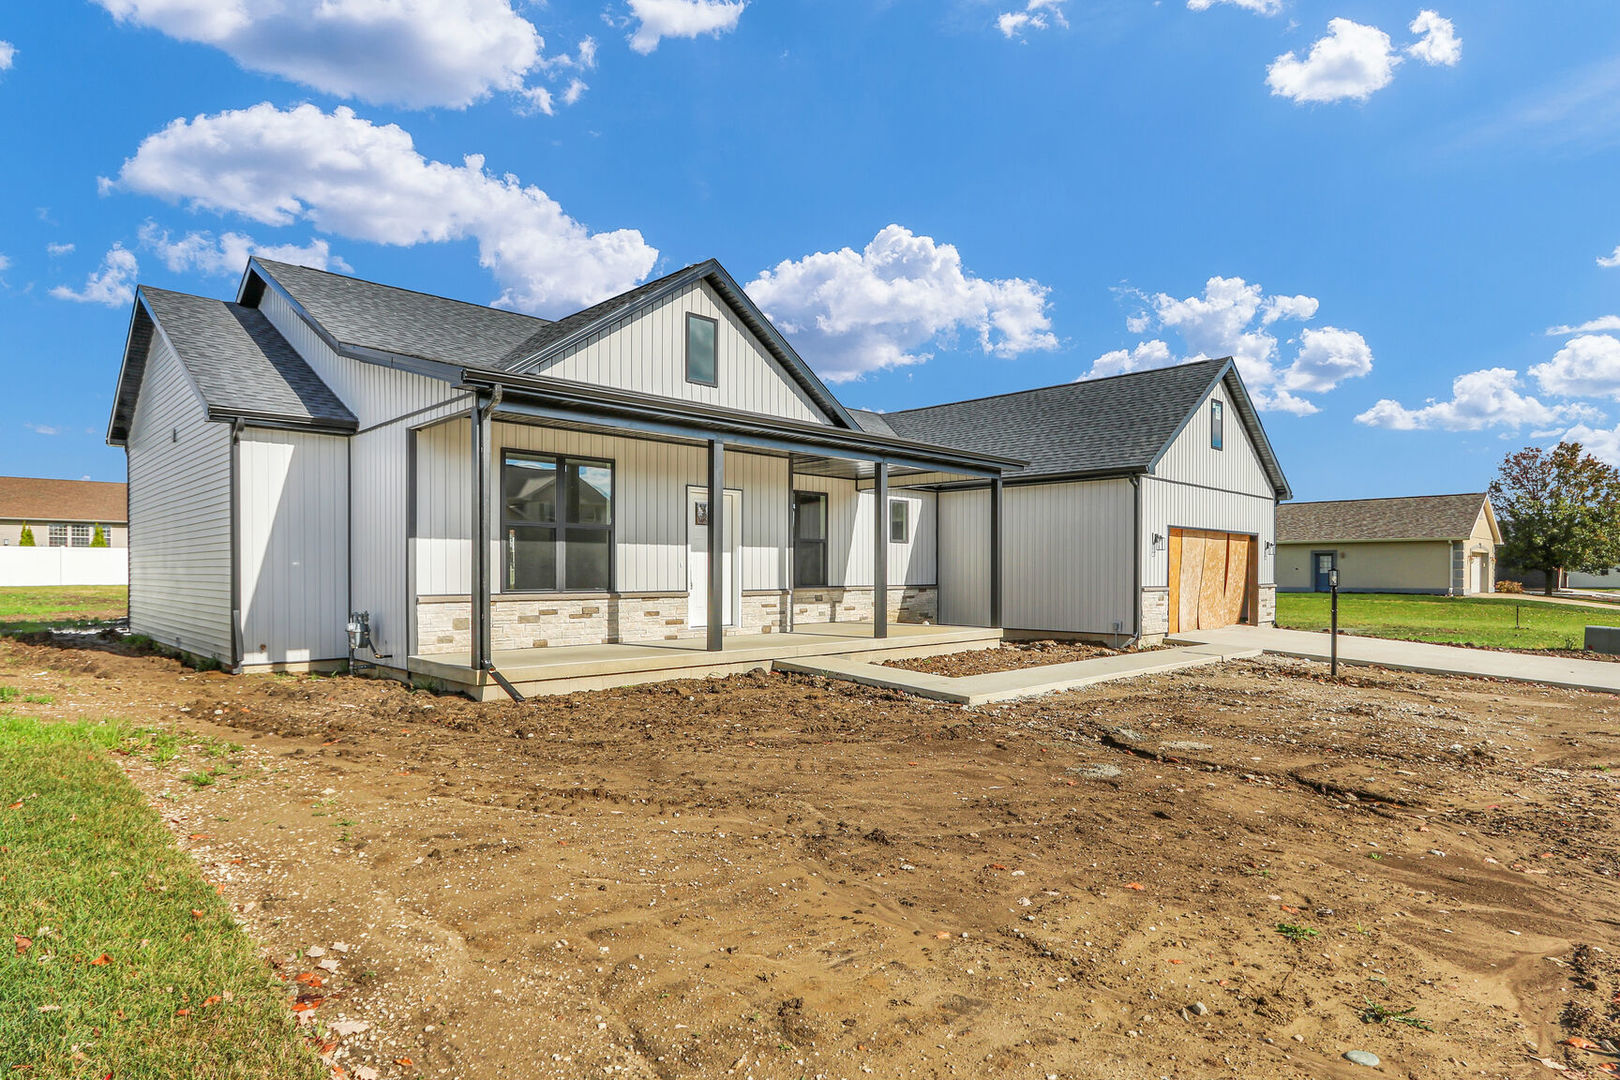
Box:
[0,475,127,548]
[106,257,1287,694]
[1276,493,1500,596]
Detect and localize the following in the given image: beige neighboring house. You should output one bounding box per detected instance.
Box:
[1276,493,1500,596]
[0,476,128,548]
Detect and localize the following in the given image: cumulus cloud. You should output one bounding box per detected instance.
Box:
[1354,367,1600,431]
[997,0,1067,39]
[1090,275,1371,414]
[1406,10,1461,66]
[138,222,348,277]
[744,225,1058,383]
[1563,421,1620,467]
[1599,246,1620,269]
[1530,335,1620,400]
[1186,0,1282,14]
[1267,18,1401,104]
[0,40,15,71]
[105,104,657,315]
[90,0,588,111]
[1547,315,1620,336]
[626,0,745,54]
[51,244,139,308]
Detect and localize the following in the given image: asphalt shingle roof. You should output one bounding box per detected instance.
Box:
[490,264,705,370]
[254,259,550,368]
[1277,493,1491,543]
[139,287,356,430]
[875,359,1248,480]
[0,477,127,524]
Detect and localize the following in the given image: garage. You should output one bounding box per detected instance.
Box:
[1169,528,1257,634]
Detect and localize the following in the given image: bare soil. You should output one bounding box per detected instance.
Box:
[881,640,1135,677]
[5,632,1620,1080]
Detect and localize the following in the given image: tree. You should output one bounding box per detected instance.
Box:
[1490,442,1620,595]
[90,523,108,547]
[17,523,34,546]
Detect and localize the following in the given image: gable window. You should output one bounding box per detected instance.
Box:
[502,451,614,592]
[686,313,718,386]
[47,524,68,547]
[792,491,828,588]
[889,499,910,544]
[70,524,91,547]
[1210,399,1224,451]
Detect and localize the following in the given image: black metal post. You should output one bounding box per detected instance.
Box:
[873,461,889,639]
[1329,571,1339,678]
[471,396,492,673]
[706,439,725,652]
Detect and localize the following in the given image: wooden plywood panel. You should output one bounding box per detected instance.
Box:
[1197,532,1227,629]
[1224,534,1252,626]
[1177,530,1204,632]
[1168,529,1183,634]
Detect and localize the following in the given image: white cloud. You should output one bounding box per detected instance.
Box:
[1089,275,1371,414]
[1547,315,1620,336]
[90,0,587,111]
[0,40,15,71]
[744,225,1058,383]
[1530,335,1620,399]
[25,424,60,437]
[1406,10,1461,67]
[1599,246,1620,269]
[1563,421,1620,467]
[997,0,1068,39]
[46,242,75,257]
[1186,0,1282,14]
[138,223,349,277]
[1355,367,1600,431]
[106,103,658,315]
[0,253,10,272]
[1267,18,1400,104]
[51,244,139,308]
[626,0,745,54]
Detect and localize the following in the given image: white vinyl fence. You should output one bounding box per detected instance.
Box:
[0,547,128,587]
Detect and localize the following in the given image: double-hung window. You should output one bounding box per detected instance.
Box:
[792,491,828,588]
[502,452,614,592]
[889,499,910,544]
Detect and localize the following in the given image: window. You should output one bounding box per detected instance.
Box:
[70,524,91,547]
[792,491,828,588]
[889,499,909,544]
[47,524,67,547]
[1210,399,1224,451]
[686,313,718,386]
[501,452,614,592]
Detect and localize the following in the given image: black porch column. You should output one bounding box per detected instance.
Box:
[707,439,725,652]
[989,475,1004,629]
[873,461,889,638]
[470,397,492,672]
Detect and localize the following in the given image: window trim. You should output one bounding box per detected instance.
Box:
[499,448,617,594]
[888,498,910,545]
[1210,399,1225,451]
[791,490,829,589]
[685,312,720,388]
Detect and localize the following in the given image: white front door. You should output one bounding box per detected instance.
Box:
[1472,555,1487,594]
[688,488,741,629]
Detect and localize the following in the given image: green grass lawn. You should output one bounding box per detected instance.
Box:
[1275,592,1608,652]
[0,714,323,1079]
[0,586,127,633]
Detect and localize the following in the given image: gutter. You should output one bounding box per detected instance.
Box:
[228,417,246,674]
[1126,475,1142,650]
[471,386,523,702]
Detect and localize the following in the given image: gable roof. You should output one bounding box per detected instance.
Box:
[246,258,551,369]
[108,287,357,445]
[1277,493,1495,543]
[0,476,126,524]
[872,358,1290,495]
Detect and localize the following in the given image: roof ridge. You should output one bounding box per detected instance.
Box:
[252,258,553,324]
[1283,492,1487,506]
[885,357,1229,416]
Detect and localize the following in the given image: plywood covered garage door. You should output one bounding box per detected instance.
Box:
[1168,529,1256,634]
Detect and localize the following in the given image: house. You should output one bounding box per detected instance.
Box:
[106,258,1287,697]
[1276,493,1500,595]
[0,476,127,548]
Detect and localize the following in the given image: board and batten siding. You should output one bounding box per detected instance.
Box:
[534,280,832,425]
[237,430,350,665]
[788,475,935,588]
[256,283,467,665]
[938,480,1134,634]
[125,332,234,661]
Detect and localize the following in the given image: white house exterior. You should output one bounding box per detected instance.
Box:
[108,258,1288,696]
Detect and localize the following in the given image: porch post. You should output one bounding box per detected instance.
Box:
[873,461,889,638]
[470,396,492,671]
[989,475,1004,629]
[707,439,725,652]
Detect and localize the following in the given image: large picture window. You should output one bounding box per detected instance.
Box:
[502,451,614,592]
[792,491,828,588]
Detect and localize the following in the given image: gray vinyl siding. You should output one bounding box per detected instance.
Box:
[536,280,832,425]
[787,475,935,588]
[938,480,1134,634]
[125,332,233,661]
[237,430,350,665]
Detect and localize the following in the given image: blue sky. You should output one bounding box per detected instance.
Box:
[3,1,1619,501]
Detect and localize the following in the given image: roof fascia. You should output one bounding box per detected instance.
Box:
[105,296,151,447]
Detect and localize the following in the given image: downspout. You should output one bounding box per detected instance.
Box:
[472,386,523,701]
[228,417,246,673]
[1125,474,1143,650]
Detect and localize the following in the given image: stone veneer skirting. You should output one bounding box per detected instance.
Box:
[1139,583,1277,644]
[415,586,939,655]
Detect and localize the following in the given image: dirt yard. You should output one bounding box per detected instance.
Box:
[5,633,1620,1080]
[882,640,1134,677]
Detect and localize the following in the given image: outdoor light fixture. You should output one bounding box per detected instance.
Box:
[1264,540,1276,555]
[1151,532,1167,553]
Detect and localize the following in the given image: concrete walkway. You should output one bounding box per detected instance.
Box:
[775,642,1263,705]
[1169,625,1620,695]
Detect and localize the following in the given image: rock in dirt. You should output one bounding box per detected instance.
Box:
[1343,1050,1380,1067]
[1190,1002,1210,1016]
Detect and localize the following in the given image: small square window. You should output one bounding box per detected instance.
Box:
[70,524,91,547]
[686,313,718,386]
[889,499,909,544]
[47,524,68,547]
[1210,399,1225,451]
